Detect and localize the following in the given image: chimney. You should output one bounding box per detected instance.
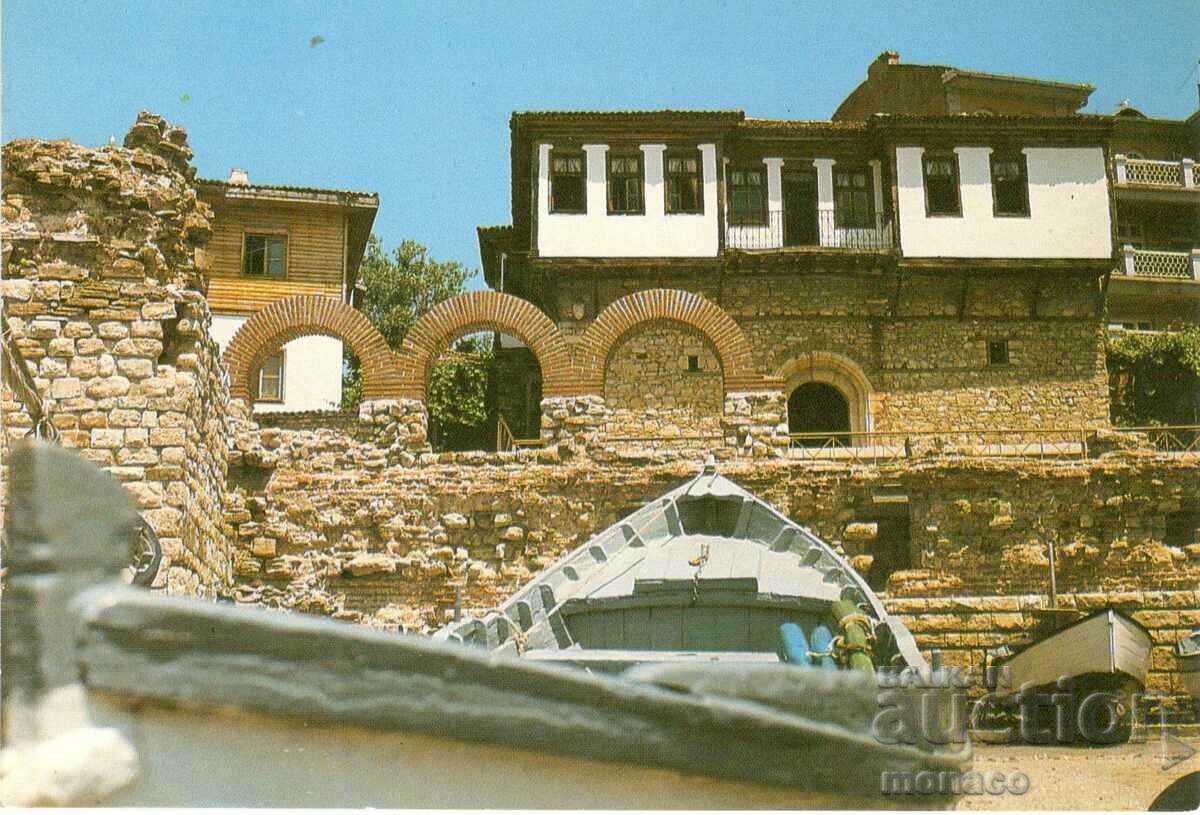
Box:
[228,167,249,185]
[868,50,899,79]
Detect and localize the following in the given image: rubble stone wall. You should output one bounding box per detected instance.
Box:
[220,420,1200,696]
[1,113,231,595]
[604,321,723,424]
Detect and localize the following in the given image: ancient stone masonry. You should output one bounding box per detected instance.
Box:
[550,267,1111,436]
[1,112,230,595]
[219,415,1200,699]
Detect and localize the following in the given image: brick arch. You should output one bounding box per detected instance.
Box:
[395,291,573,401]
[577,289,762,394]
[222,295,401,402]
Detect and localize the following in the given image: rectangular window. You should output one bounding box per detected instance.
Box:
[243,234,287,277]
[257,351,284,402]
[665,152,704,214]
[728,167,766,225]
[923,153,962,216]
[607,154,644,214]
[834,168,875,228]
[687,354,700,372]
[990,152,1030,216]
[987,340,1010,366]
[550,151,586,213]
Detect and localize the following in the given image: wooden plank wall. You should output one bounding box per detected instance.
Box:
[199,193,346,316]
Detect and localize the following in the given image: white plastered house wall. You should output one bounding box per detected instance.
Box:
[536,143,719,257]
[210,314,344,413]
[895,146,1112,258]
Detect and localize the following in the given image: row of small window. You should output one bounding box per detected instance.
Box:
[923,152,1030,218]
[549,149,1032,222]
[550,151,704,215]
[549,150,877,227]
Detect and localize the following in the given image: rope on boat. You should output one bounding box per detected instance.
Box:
[831,598,876,674]
[689,542,710,604]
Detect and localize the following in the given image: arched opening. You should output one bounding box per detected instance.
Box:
[578,288,762,395]
[603,321,724,439]
[422,329,545,453]
[493,332,543,441]
[222,295,401,406]
[788,382,850,445]
[248,335,345,413]
[774,351,875,441]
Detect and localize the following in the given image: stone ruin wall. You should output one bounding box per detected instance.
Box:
[1,113,231,595]
[219,417,1200,699]
[2,117,1194,707]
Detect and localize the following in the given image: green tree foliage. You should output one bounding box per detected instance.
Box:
[1106,328,1200,427]
[355,235,471,348]
[341,237,494,450]
[427,334,495,451]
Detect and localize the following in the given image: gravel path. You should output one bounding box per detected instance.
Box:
[955,741,1198,810]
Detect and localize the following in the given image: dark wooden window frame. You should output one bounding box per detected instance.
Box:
[549,148,587,214]
[255,348,286,403]
[727,164,768,226]
[606,151,645,215]
[664,149,705,215]
[922,151,963,218]
[989,150,1031,218]
[833,165,876,228]
[241,230,289,278]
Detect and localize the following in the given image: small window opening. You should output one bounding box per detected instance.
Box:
[256,351,285,402]
[244,234,287,277]
[987,340,1010,366]
[1166,505,1200,548]
[991,152,1030,217]
[665,152,704,214]
[923,153,962,216]
[687,354,700,372]
[550,151,586,213]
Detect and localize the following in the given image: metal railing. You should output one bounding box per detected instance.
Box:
[787,429,1090,463]
[726,210,893,252]
[1119,245,1199,280]
[495,414,540,453]
[785,426,1200,463]
[1122,426,1200,455]
[1115,155,1196,188]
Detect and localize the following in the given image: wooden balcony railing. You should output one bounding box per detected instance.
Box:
[1119,245,1200,280]
[1114,155,1196,189]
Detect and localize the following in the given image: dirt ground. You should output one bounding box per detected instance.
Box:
[956,738,1199,810]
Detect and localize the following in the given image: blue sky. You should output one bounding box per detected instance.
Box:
[5,0,1197,289]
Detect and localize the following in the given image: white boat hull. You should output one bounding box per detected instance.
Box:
[994,609,1151,697]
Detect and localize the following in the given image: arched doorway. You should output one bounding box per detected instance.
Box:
[788,382,851,445]
[774,351,875,440]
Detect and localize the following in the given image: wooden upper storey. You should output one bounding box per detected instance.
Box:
[197,180,378,317]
